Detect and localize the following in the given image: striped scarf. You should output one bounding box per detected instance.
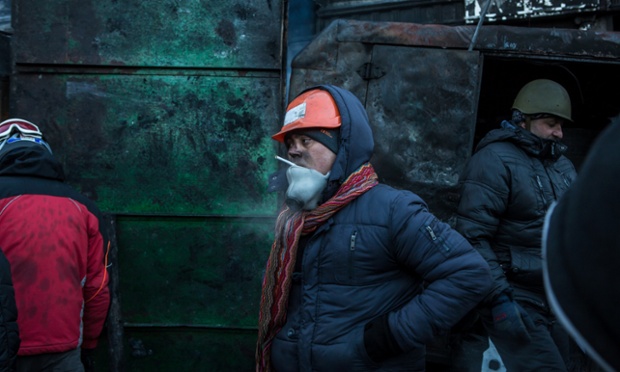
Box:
[255,163,379,371]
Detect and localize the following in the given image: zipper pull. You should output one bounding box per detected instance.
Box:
[425,226,437,241]
[350,231,357,251]
[536,175,547,204]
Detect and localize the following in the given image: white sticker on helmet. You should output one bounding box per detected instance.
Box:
[284,102,306,127]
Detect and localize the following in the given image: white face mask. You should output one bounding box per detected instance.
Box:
[276,156,330,211]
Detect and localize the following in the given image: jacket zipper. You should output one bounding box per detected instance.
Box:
[425,225,437,241]
[349,231,357,279]
[536,175,547,205]
[562,174,570,187]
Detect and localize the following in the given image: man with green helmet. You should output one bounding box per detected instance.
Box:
[454,79,576,371]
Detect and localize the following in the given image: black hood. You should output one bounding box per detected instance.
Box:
[0,141,65,181]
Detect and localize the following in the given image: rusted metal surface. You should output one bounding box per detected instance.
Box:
[316,0,467,28]
[468,26,620,59]
[308,19,620,59]
[13,0,281,69]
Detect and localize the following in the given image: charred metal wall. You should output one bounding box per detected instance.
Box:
[289,20,620,219]
[314,0,618,33]
[9,0,283,370]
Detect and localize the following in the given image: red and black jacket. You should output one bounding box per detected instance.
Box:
[0,143,110,355]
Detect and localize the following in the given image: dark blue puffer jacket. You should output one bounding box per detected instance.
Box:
[270,85,492,371]
[456,121,576,304]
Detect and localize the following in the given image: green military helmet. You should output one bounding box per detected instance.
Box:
[512,79,572,122]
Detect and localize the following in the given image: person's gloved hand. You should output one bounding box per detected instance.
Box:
[81,348,96,372]
[491,293,534,343]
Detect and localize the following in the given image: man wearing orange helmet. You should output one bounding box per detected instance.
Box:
[256,85,492,371]
[0,118,110,372]
[455,79,577,371]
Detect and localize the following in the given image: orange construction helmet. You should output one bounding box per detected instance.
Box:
[272,89,342,142]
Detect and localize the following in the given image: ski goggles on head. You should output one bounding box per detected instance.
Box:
[0,133,53,154]
[0,119,43,141]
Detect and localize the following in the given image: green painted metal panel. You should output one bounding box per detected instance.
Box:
[13,0,282,69]
[10,0,284,369]
[11,73,281,215]
[116,216,274,327]
[96,327,256,371]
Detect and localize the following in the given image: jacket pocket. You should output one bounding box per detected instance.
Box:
[420,216,452,258]
[315,326,378,371]
[507,247,543,287]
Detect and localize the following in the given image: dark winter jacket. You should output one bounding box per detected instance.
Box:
[0,142,110,356]
[0,249,19,371]
[456,121,576,304]
[270,85,492,371]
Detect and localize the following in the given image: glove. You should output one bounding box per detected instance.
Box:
[491,293,534,343]
[81,348,96,372]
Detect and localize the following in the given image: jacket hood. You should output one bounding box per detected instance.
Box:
[317,85,374,183]
[0,141,65,181]
[476,120,567,160]
[268,85,374,195]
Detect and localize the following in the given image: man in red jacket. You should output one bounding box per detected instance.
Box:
[0,118,110,372]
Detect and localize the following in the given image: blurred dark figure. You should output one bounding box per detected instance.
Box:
[543,115,620,372]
